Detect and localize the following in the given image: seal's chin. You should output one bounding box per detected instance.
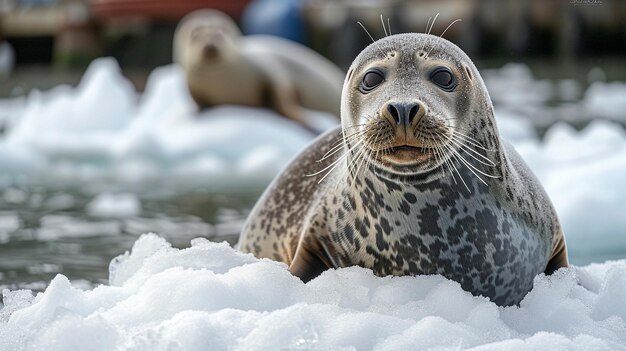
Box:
[380,145,434,165]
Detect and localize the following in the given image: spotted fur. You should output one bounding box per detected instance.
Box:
[238,33,568,306]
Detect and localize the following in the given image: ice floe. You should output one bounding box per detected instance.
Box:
[1,234,625,350]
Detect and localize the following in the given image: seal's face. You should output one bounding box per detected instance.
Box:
[174,10,242,68]
[341,33,489,176]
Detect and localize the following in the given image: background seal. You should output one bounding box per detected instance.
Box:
[173,9,344,132]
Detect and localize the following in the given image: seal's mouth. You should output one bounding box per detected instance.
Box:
[379,145,434,164]
[383,145,424,153]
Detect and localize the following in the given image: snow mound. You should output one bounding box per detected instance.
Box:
[0,58,337,188]
[1,234,625,350]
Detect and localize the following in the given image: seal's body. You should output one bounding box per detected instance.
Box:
[173,10,344,131]
[238,33,568,306]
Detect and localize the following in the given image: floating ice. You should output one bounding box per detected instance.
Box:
[583,81,626,121]
[0,58,336,188]
[494,109,538,143]
[86,192,142,218]
[0,234,624,350]
[6,58,137,158]
[483,63,553,109]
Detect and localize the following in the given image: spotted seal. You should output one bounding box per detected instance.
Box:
[173,9,344,132]
[237,32,569,306]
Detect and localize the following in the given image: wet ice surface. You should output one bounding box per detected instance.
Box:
[0,58,625,350]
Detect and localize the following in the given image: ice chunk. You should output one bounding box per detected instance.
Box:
[86,192,141,218]
[0,235,624,350]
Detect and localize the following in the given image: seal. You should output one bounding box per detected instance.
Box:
[237,32,569,306]
[173,9,344,132]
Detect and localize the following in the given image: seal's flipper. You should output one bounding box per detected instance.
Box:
[288,236,332,283]
[545,233,569,275]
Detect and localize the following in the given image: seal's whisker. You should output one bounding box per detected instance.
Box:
[343,123,372,131]
[432,133,457,182]
[442,137,500,186]
[355,132,380,179]
[357,22,385,56]
[342,126,380,185]
[380,14,388,37]
[428,13,439,35]
[440,18,462,39]
[425,128,452,179]
[347,136,369,172]
[420,16,433,52]
[426,130,440,164]
[309,139,364,178]
[450,131,494,151]
[370,133,382,172]
[456,152,500,179]
[331,142,362,191]
[342,129,369,143]
[318,149,353,184]
[450,149,489,185]
[426,18,462,57]
[387,18,392,35]
[448,147,490,187]
[319,131,368,162]
[440,141,472,192]
[318,144,348,162]
[323,135,362,159]
[344,133,374,189]
[348,141,370,188]
[448,136,496,166]
[434,130,499,179]
[420,13,439,56]
[434,133,466,186]
[441,144,460,186]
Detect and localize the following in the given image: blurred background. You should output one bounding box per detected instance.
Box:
[0,0,625,292]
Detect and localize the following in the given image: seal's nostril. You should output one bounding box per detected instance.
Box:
[407,104,420,124]
[387,103,401,124]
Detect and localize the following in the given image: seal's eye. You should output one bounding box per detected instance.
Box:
[430,67,457,92]
[359,69,385,93]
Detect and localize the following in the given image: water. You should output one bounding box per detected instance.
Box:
[1,59,625,294]
[0,185,263,292]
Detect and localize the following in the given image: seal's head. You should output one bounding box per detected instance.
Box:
[341,33,496,177]
[173,9,242,68]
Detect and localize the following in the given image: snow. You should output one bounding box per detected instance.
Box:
[1,234,625,350]
[0,58,336,188]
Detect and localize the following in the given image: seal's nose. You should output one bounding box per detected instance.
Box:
[387,102,420,126]
[203,44,219,58]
